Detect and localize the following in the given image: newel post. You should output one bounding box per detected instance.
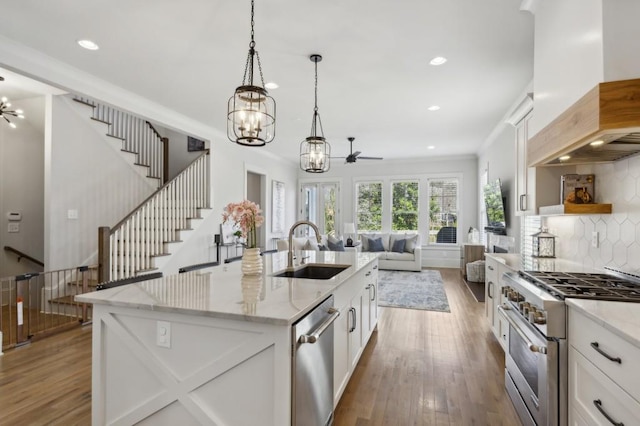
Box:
[98,226,110,283]
[162,137,169,184]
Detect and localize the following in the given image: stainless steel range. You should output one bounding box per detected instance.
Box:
[501,266,640,426]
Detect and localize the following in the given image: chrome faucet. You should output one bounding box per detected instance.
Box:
[288,220,321,269]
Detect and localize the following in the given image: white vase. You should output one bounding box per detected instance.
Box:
[242,247,263,276]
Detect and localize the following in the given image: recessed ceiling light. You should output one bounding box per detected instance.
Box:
[559,155,571,161]
[429,56,447,66]
[427,145,435,150]
[77,39,99,50]
[265,82,279,90]
[427,105,440,111]
[590,140,604,146]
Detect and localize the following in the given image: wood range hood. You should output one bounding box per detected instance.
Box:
[528,78,640,167]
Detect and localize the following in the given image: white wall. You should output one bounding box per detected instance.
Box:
[477,121,519,249]
[45,95,156,270]
[0,96,45,277]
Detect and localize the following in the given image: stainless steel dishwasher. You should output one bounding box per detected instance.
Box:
[292,295,340,426]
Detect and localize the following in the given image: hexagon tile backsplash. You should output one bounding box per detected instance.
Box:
[540,156,640,274]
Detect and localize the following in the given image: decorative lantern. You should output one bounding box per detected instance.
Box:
[532,227,556,258]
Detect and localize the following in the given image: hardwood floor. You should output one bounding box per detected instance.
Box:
[333,268,520,426]
[0,268,520,425]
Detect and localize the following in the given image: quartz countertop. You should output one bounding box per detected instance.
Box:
[566,299,640,350]
[76,251,378,326]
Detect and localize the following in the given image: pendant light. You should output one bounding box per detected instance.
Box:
[0,96,25,129]
[300,54,331,173]
[227,0,276,147]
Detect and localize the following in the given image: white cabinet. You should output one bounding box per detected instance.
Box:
[484,254,514,351]
[568,307,640,425]
[514,112,576,215]
[362,264,378,343]
[333,260,379,407]
[515,112,535,215]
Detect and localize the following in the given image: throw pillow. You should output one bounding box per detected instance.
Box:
[404,234,419,253]
[302,239,319,251]
[391,238,406,253]
[367,237,385,252]
[327,239,345,251]
[318,244,329,251]
[327,234,341,245]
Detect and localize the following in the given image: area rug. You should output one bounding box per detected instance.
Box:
[377,270,450,312]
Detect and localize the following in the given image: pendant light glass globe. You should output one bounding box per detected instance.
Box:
[300,54,331,173]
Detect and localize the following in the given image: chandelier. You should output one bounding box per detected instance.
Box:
[0,96,24,129]
[227,0,276,147]
[300,54,331,173]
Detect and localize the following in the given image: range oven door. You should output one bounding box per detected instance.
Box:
[500,305,558,426]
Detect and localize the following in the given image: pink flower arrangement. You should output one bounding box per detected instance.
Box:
[222,200,264,249]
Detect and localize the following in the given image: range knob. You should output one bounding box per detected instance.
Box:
[534,312,546,325]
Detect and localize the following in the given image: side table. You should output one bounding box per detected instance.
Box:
[344,242,361,253]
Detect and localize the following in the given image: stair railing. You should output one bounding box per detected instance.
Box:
[0,264,98,351]
[3,246,44,267]
[98,150,210,282]
[75,96,167,185]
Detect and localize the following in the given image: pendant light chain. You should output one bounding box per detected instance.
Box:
[241,0,265,87]
[310,57,325,137]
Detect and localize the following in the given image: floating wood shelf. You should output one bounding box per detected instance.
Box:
[538,203,612,216]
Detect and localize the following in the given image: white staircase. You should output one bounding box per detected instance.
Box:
[68,95,212,280]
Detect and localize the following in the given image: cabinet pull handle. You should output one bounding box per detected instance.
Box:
[529,394,539,410]
[488,265,494,271]
[365,271,371,276]
[488,281,494,299]
[590,342,622,364]
[520,194,527,211]
[593,399,624,426]
[373,265,378,270]
[351,307,357,332]
[349,308,356,333]
[370,284,376,302]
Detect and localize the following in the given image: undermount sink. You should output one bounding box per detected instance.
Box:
[273,264,350,280]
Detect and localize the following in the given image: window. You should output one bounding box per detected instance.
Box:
[392,181,419,231]
[428,178,458,244]
[301,183,339,236]
[356,182,382,232]
[480,168,488,245]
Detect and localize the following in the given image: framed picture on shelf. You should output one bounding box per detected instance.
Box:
[187,136,206,152]
[221,222,238,244]
[272,180,285,234]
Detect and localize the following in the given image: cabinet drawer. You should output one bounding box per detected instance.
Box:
[569,347,640,425]
[569,308,640,400]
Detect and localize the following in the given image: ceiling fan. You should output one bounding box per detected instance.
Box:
[335,137,383,164]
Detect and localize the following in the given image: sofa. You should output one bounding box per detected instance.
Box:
[276,234,344,252]
[359,233,422,271]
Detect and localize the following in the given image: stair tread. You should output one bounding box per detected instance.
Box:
[66,279,99,287]
[150,253,171,258]
[133,162,149,167]
[73,98,96,108]
[49,295,92,305]
[90,117,111,125]
[107,134,126,140]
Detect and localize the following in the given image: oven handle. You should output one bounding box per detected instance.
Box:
[299,308,340,344]
[498,306,548,354]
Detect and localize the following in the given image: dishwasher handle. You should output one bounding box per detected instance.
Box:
[299,308,340,344]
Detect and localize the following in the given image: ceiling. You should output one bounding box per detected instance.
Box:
[0,0,534,163]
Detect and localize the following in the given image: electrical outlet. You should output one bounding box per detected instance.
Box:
[156,321,171,348]
[592,231,599,248]
[67,209,79,220]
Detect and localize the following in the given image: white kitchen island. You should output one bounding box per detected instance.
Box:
[76,251,379,426]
